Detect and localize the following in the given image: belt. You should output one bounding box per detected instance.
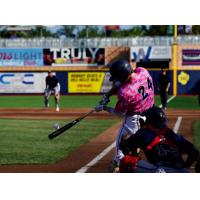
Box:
[126,105,155,116]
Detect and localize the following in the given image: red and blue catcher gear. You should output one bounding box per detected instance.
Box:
[120,125,199,169]
[119,155,141,173]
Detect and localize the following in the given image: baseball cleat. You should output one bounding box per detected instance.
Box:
[45,103,49,108]
[56,106,60,112]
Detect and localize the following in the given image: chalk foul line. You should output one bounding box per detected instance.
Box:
[76,142,116,173]
[173,116,182,134]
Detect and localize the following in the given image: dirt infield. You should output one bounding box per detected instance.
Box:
[0,108,199,173]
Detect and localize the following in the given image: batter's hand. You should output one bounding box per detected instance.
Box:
[99,94,110,105]
[94,105,105,112]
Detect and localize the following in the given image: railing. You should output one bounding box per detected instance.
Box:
[1,36,200,48]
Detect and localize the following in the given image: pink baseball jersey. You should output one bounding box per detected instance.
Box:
[115,67,154,114]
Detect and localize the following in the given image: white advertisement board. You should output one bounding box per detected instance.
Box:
[130,46,172,62]
[0,72,47,93]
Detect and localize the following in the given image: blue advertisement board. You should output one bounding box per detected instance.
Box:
[0,48,43,66]
[177,70,200,94]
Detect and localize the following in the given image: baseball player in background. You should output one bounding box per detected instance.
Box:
[44,71,60,112]
[119,107,199,173]
[158,68,171,110]
[95,59,155,172]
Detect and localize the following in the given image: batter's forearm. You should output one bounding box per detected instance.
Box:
[104,106,125,117]
[99,81,121,106]
[107,81,122,97]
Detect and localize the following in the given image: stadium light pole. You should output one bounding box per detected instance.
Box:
[173,25,178,96]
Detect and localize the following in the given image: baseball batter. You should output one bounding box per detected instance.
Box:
[95,60,155,171]
[44,71,60,112]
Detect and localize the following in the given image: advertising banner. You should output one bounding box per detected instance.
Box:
[0,72,47,93]
[182,49,200,65]
[43,48,105,66]
[0,48,43,66]
[68,72,112,93]
[130,46,172,62]
[177,70,200,94]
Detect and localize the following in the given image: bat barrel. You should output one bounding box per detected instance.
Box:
[48,109,95,140]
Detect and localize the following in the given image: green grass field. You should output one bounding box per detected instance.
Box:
[0,95,199,109]
[0,95,199,165]
[0,118,118,164]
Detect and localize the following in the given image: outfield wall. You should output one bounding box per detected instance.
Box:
[0,45,199,95]
[0,70,199,95]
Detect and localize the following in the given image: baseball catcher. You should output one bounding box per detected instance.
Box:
[119,107,200,173]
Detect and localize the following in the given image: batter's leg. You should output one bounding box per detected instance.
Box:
[115,115,141,166]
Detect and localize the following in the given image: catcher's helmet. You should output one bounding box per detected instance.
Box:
[147,107,167,129]
[109,60,133,83]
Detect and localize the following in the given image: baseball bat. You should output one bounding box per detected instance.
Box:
[48,109,95,140]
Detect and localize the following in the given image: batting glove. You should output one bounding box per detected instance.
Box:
[99,94,110,105]
[94,105,105,112]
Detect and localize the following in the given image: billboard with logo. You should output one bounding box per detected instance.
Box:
[68,72,112,93]
[130,46,172,69]
[178,45,200,68]
[177,70,200,94]
[130,46,172,62]
[0,48,43,66]
[43,48,105,66]
[182,49,200,65]
[0,48,105,68]
[0,72,47,93]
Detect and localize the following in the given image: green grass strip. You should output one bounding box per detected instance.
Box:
[0,95,163,108]
[0,95,199,109]
[0,118,118,164]
[166,96,199,110]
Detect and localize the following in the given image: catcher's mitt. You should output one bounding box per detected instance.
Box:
[119,155,141,173]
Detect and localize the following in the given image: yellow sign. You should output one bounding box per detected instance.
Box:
[68,72,105,93]
[178,71,190,85]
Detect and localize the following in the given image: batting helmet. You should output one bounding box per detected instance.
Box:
[147,107,167,129]
[109,60,133,83]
